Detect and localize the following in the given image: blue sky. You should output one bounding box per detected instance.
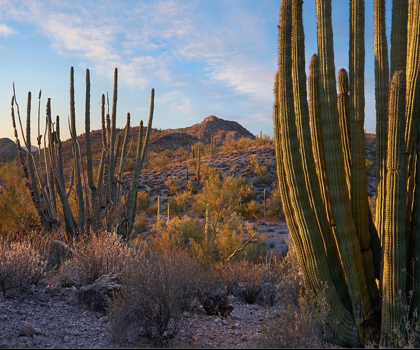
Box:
[0,0,391,142]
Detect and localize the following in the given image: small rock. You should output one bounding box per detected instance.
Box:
[182,311,190,318]
[33,328,42,336]
[1,315,7,321]
[36,292,48,302]
[99,316,109,323]
[18,321,35,336]
[18,336,32,343]
[26,341,33,348]
[241,335,249,342]
[78,272,122,314]
[17,342,27,348]
[0,332,18,348]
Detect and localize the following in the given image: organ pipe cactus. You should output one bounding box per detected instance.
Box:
[11,67,155,240]
[275,0,420,347]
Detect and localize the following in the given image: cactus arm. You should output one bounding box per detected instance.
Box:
[109,68,118,204]
[70,67,85,233]
[390,0,408,75]
[125,89,155,237]
[315,0,376,343]
[406,0,420,315]
[349,0,380,311]
[405,0,420,238]
[276,1,360,345]
[11,93,52,231]
[309,55,335,229]
[48,100,78,236]
[291,0,351,312]
[381,71,407,347]
[374,0,390,245]
[337,69,351,191]
[117,113,131,202]
[25,91,46,227]
[85,69,97,225]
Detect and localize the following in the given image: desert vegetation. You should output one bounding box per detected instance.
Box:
[1,0,419,348]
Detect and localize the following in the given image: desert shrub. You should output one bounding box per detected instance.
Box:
[134,215,149,234]
[168,190,192,214]
[152,215,204,251]
[194,173,255,220]
[214,260,276,305]
[0,237,46,298]
[189,212,265,264]
[198,162,218,182]
[254,240,333,348]
[147,150,172,169]
[165,176,181,195]
[136,189,151,211]
[108,250,204,346]
[240,199,264,219]
[60,231,135,286]
[125,160,135,172]
[249,154,268,182]
[265,187,285,220]
[0,161,38,236]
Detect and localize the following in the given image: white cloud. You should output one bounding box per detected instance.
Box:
[0,23,15,36]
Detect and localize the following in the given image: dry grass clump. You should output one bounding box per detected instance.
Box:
[108,249,205,347]
[0,236,46,298]
[254,240,333,348]
[214,260,276,305]
[60,231,135,286]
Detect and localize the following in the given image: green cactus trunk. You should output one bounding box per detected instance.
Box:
[275,1,360,345]
[337,69,351,192]
[374,0,389,245]
[70,67,85,234]
[349,0,380,311]
[381,71,407,347]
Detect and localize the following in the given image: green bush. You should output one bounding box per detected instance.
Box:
[168,190,192,214]
[194,173,255,220]
[249,154,268,182]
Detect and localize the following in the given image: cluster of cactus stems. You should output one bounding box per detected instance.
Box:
[11,67,154,240]
[275,0,420,347]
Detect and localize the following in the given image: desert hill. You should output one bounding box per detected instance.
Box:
[0,138,23,159]
[52,115,255,161]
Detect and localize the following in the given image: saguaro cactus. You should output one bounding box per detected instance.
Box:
[274,0,420,346]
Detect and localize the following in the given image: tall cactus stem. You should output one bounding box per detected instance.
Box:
[374,0,390,245]
[381,71,407,347]
[70,66,85,234]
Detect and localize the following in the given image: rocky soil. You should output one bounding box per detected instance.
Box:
[0,281,277,349]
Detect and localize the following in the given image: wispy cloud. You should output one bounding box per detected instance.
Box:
[0,23,16,36]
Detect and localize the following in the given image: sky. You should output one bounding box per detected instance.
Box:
[0,0,392,142]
